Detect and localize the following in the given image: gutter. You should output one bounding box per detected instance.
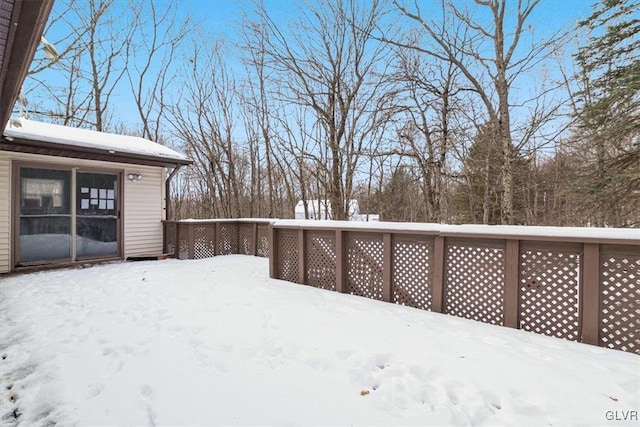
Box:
[165,164,184,220]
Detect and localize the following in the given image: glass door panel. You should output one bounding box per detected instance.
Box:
[19,168,72,263]
[76,172,119,258]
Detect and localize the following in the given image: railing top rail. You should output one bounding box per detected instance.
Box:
[271,219,640,246]
[163,218,275,225]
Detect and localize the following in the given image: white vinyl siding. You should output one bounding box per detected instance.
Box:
[0,154,11,273]
[0,151,166,272]
[123,165,164,257]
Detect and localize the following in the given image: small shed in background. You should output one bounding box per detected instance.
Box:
[294,199,379,222]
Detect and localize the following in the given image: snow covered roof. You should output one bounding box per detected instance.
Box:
[294,199,359,209]
[2,118,191,167]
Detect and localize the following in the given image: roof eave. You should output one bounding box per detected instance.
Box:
[0,136,193,168]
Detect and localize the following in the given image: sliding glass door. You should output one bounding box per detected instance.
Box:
[16,166,120,265]
[76,172,119,258]
[19,168,72,263]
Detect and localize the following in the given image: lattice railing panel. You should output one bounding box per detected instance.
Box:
[346,233,384,300]
[193,225,216,259]
[600,250,639,354]
[306,231,336,291]
[164,222,177,256]
[519,247,580,341]
[238,224,254,255]
[177,223,190,260]
[445,243,505,325]
[277,231,299,283]
[257,225,270,258]
[217,223,239,255]
[393,237,432,310]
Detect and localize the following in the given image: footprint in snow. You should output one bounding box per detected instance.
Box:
[481,390,502,410]
[85,384,104,399]
[140,384,154,399]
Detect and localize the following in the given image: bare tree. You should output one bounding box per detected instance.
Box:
[391,0,566,224]
[393,46,461,222]
[125,1,191,141]
[241,22,278,217]
[167,40,243,218]
[25,0,136,131]
[246,0,393,220]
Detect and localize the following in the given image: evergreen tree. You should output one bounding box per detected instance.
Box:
[378,166,425,222]
[574,0,640,226]
[455,123,529,225]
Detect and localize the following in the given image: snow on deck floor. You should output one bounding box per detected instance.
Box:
[0,256,638,426]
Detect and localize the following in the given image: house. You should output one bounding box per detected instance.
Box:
[295,199,330,220]
[353,213,380,222]
[0,119,191,272]
[294,199,379,222]
[294,199,359,221]
[0,118,191,273]
[0,0,192,272]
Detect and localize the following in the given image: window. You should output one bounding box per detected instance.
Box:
[19,168,72,263]
[76,172,119,258]
[16,166,120,265]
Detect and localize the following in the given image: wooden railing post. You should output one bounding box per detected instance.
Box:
[581,243,601,345]
[504,239,520,328]
[163,222,170,254]
[175,222,181,259]
[431,235,445,313]
[187,223,195,259]
[383,233,392,302]
[298,228,305,284]
[233,220,240,254]
[252,223,258,256]
[335,229,346,293]
[269,226,278,279]
[214,222,220,256]
[162,222,167,254]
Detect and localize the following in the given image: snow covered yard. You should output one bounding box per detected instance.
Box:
[0,256,638,426]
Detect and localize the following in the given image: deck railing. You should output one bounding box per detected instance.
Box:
[163,219,272,259]
[268,221,640,355]
[162,219,639,354]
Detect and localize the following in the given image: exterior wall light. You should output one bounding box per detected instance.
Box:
[127,173,143,181]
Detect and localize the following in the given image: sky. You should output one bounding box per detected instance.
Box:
[158,0,596,43]
[25,0,600,142]
[157,0,595,35]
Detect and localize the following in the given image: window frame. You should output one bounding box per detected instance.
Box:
[12,161,124,267]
